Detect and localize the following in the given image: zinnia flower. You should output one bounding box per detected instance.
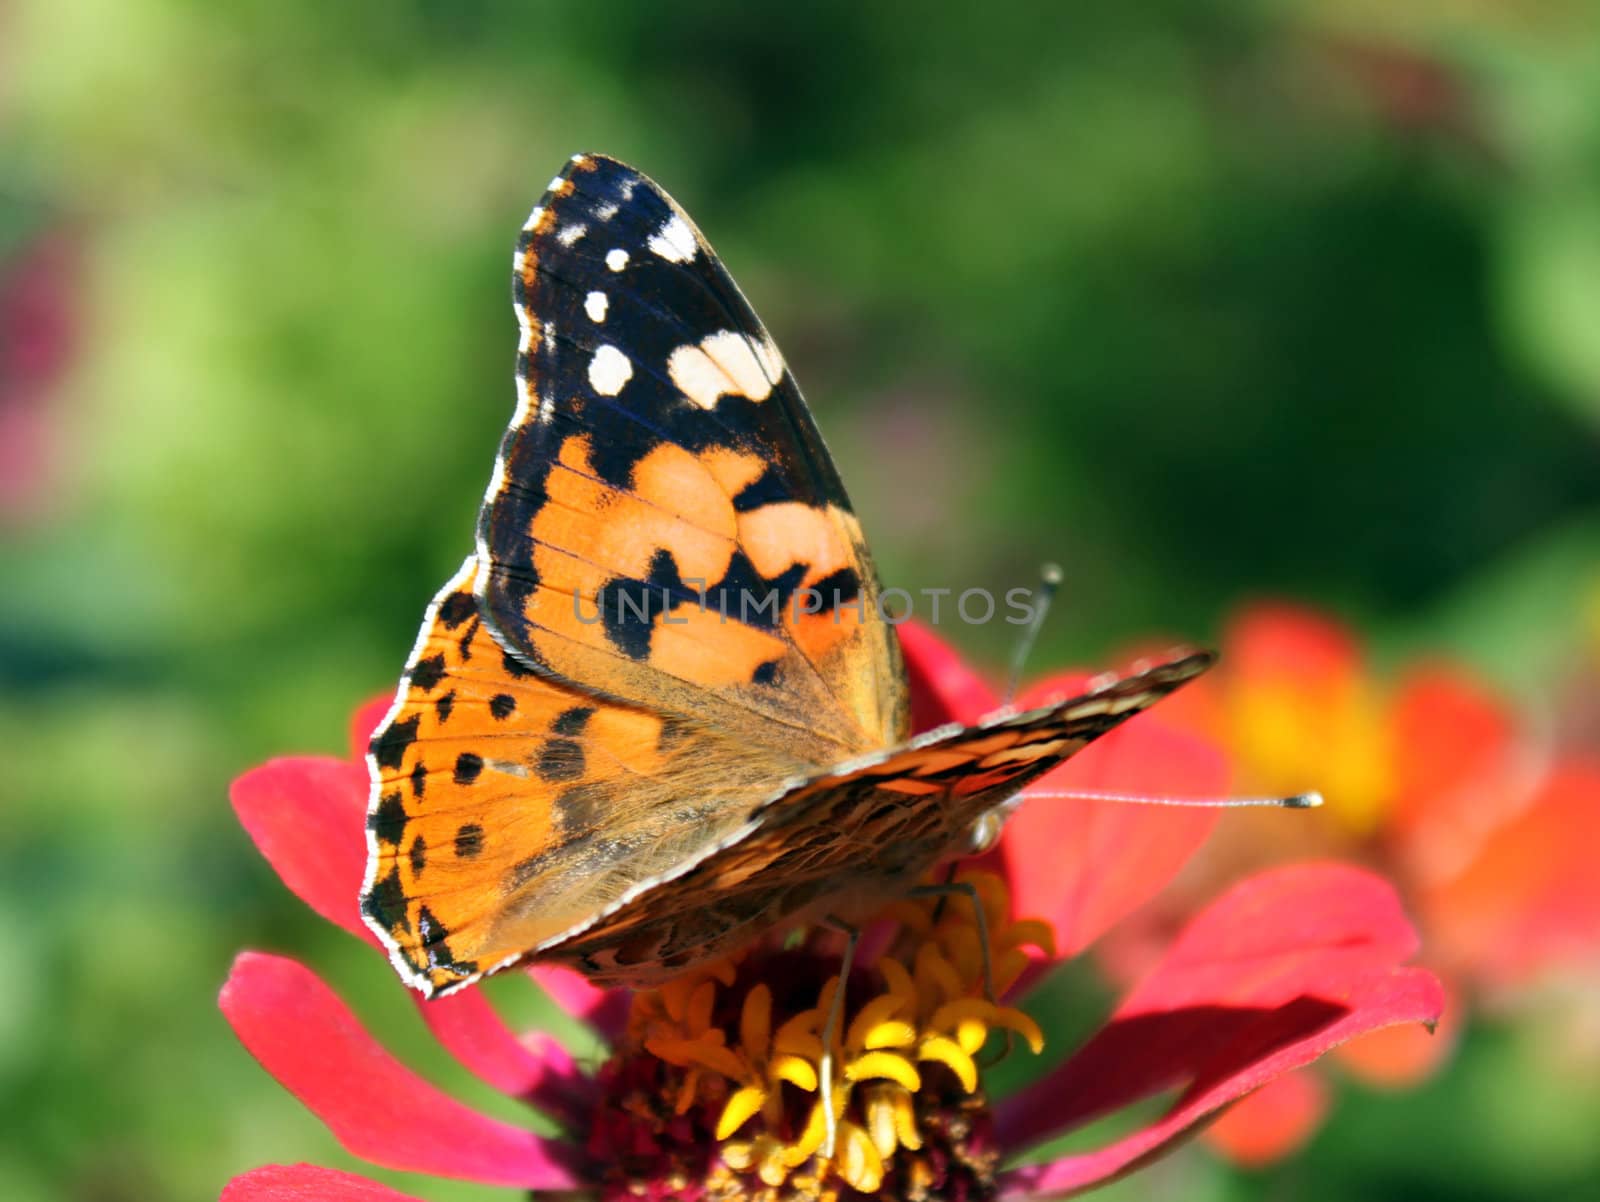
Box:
[220,622,1442,1200]
[1138,602,1600,1165]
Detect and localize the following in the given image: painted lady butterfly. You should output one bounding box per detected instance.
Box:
[360,154,1212,997]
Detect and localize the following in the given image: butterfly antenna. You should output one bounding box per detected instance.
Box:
[1005,562,1064,702]
[1021,788,1324,809]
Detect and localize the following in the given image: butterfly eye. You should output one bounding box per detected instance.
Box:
[964,809,1007,855]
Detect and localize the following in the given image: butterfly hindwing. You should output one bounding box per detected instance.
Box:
[537,651,1217,986]
[362,556,817,996]
[477,154,905,766]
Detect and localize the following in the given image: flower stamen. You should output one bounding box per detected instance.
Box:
[596,871,1046,1200]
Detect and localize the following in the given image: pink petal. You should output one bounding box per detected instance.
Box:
[897,620,999,731]
[1000,715,1227,959]
[0,232,79,524]
[220,1163,427,1201]
[221,953,582,1189]
[995,863,1442,1184]
[349,696,396,761]
[231,759,375,945]
[1202,1069,1330,1166]
[1013,669,1094,709]
[526,965,630,1043]
[415,989,593,1125]
[1002,967,1440,1196]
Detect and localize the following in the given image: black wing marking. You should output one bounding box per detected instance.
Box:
[473,154,906,760]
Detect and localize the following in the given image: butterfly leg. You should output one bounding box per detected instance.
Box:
[908,879,995,1002]
[907,879,1014,1064]
[927,862,959,923]
[817,917,860,1162]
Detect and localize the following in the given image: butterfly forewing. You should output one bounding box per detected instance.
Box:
[477,154,905,766]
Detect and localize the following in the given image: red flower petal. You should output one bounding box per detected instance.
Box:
[1012,669,1092,709]
[526,965,630,1043]
[1418,760,1600,986]
[349,695,395,761]
[897,620,999,731]
[1384,667,1519,875]
[995,863,1443,1186]
[1391,668,1513,814]
[220,1163,427,1201]
[231,759,376,946]
[1005,967,1439,1196]
[999,715,1226,959]
[1334,981,1459,1086]
[221,953,581,1189]
[1202,1070,1329,1167]
[1226,604,1361,688]
[414,989,593,1125]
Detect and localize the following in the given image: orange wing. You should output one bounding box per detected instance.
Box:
[475,154,905,766]
[361,557,816,996]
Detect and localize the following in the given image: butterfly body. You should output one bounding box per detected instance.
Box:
[360,154,1212,997]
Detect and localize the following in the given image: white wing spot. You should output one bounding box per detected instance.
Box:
[538,391,556,424]
[668,330,785,409]
[546,174,569,195]
[588,345,633,396]
[521,206,544,232]
[647,213,697,263]
[595,201,619,222]
[605,248,630,272]
[557,223,587,246]
[585,291,609,322]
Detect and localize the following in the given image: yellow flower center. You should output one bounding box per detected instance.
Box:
[1229,675,1395,836]
[599,871,1051,1200]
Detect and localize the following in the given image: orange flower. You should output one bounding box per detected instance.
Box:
[1143,602,1600,1165]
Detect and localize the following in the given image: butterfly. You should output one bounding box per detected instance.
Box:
[360,153,1213,998]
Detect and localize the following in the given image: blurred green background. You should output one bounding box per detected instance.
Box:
[4,2,1600,1199]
